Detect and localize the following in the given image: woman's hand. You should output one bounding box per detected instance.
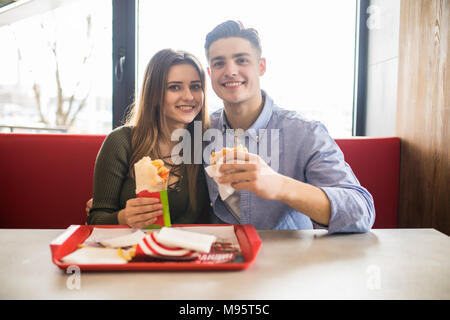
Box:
[85,198,93,215]
[117,197,163,228]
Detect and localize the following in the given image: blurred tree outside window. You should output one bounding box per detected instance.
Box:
[0,0,112,134]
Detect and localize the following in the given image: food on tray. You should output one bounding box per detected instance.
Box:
[60,227,222,264]
[117,247,136,261]
[55,226,245,266]
[134,156,170,194]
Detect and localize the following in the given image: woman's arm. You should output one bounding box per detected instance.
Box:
[86,127,132,225]
[87,127,164,228]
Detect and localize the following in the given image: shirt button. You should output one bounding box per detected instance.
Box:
[210,202,213,207]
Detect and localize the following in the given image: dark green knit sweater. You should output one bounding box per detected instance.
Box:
[86,126,210,225]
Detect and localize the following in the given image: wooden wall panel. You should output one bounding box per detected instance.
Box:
[396,0,449,235]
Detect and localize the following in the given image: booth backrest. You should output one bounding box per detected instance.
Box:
[335,137,400,228]
[0,134,399,229]
[0,134,105,229]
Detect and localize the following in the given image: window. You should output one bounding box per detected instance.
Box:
[137,0,357,137]
[0,0,112,134]
[1,0,364,137]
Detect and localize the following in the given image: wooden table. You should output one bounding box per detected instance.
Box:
[0,228,449,300]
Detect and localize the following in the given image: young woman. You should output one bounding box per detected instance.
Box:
[86,49,211,228]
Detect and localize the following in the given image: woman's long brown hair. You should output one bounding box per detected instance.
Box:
[125,49,209,213]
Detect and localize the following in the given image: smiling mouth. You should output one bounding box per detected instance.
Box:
[222,81,245,88]
[176,105,196,111]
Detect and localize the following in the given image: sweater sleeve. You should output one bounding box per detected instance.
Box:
[304,122,376,233]
[86,126,132,225]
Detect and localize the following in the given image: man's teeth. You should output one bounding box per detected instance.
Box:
[224,82,242,87]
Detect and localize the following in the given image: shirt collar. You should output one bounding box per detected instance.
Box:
[218,90,274,140]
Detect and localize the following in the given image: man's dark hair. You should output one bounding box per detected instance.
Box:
[204,20,262,59]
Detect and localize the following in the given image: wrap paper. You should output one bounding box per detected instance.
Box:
[204,146,248,201]
[134,156,172,228]
[137,190,171,228]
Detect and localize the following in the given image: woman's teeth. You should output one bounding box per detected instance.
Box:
[177,105,195,110]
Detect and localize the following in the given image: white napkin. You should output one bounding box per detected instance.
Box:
[99,230,146,248]
[204,162,234,200]
[155,227,216,253]
[178,226,240,251]
[204,149,248,201]
[83,228,138,247]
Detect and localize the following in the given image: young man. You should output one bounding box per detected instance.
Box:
[204,20,375,233]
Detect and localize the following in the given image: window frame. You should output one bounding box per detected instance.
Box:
[112,0,136,129]
[353,0,369,136]
[1,0,368,135]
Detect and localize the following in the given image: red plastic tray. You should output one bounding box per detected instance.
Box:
[50,224,262,271]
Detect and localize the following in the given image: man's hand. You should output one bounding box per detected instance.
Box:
[117,197,163,229]
[217,151,331,226]
[218,152,285,201]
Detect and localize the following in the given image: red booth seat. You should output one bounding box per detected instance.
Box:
[0,134,399,229]
[335,137,400,229]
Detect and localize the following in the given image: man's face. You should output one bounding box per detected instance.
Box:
[207,37,266,106]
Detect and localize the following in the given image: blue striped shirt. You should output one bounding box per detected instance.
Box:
[204,91,375,233]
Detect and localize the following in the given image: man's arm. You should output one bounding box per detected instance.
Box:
[277,175,331,226]
[218,137,375,234]
[218,152,331,225]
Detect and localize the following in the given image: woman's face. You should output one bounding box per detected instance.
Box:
[163,63,204,131]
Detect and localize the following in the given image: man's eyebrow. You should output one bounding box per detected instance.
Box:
[210,55,225,63]
[210,52,250,62]
[232,53,250,58]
